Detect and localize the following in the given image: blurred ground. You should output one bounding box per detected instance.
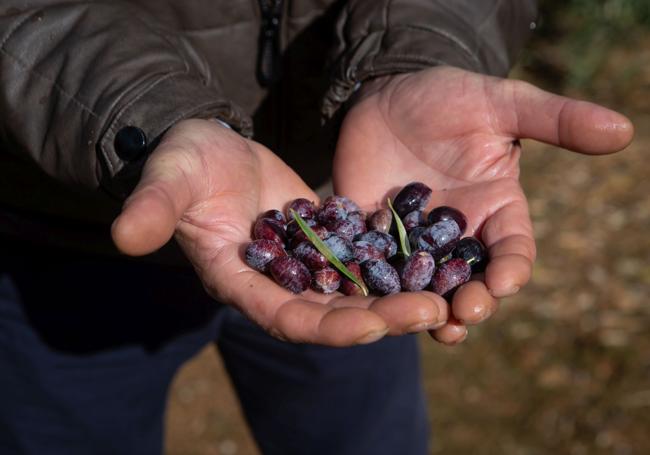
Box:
[165,4,650,454]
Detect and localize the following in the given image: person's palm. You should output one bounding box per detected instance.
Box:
[112,119,449,346]
[335,66,634,343]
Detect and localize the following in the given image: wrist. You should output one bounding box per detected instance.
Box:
[346,74,409,109]
[211,118,233,130]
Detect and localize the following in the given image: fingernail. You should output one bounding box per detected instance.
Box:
[506,286,520,296]
[356,328,389,345]
[406,320,436,333]
[450,330,469,346]
[458,304,487,325]
[268,328,288,342]
[429,320,446,330]
[489,286,519,298]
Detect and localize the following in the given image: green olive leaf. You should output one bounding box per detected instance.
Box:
[387,198,411,257]
[290,209,368,296]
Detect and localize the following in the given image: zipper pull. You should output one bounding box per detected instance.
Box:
[257,0,283,87]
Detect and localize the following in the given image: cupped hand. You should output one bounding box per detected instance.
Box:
[335,66,634,345]
[111,119,449,346]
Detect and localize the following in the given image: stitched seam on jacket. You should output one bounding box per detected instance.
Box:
[477,0,503,33]
[106,71,187,135]
[183,21,254,35]
[475,0,509,70]
[0,10,30,48]
[370,55,452,68]
[382,0,391,37]
[385,0,391,26]
[392,24,481,67]
[377,0,392,72]
[179,18,256,33]
[0,10,99,119]
[131,14,191,75]
[340,3,350,56]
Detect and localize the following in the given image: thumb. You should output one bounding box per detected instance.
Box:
[111,149,194,256]
[502,79,634,154]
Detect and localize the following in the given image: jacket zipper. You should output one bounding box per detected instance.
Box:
[257,0,284,87]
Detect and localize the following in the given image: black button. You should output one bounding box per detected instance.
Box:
[114,126,148,161]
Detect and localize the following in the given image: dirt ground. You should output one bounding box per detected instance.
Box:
[164,49,650,455]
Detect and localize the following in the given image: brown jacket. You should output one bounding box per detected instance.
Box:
[0,0,537,254]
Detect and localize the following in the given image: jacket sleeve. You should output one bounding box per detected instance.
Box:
[323,0,538,117]
[0,1,253,199]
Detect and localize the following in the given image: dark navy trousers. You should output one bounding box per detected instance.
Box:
[0,244,429,454]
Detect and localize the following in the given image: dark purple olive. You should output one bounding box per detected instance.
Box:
[288,198,316,220]
[368,209,393,234]
[403,210,425,232]
[286,218,317,238]
[429,258,471,298]
[339,262,366,296]
[245,239,287,272]
[254,218,286,246]
[348,210,366,222]
[361,259,401,295]
[356,231,397,258]
[393,182,432,217]
[417,219,461,261]
[312,267,341,294]
[408,226,427,251]
[259,209,286,226]
[335,195,361,213]
[293,241,328,271]
[352,241,385,264]
[347,211,367,237]
[400,251,435,292]
[323,235,354,262]
[452,237,487,273]
[269,256,312,294]
[288,224,330,249]
[317,196,350,225]
[427,206,467,236]
[326,219,356,242]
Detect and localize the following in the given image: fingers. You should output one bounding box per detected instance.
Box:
[427,281,499,346]
[111,118,269,257]
[479,200,535,298]
[204,243,451,345]
[111,120,219,256]
[429,317,467,345]
[451,280,498,325]
[111,149,194,256]
[273,302,389,346]
[272,292,449,345]
[502,79,634,154]
[368,292,448,335]
[424,281,498,348]
[433,179,535,299]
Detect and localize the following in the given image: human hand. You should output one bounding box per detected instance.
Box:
[111,119,450,345]
[334,66,634,345]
